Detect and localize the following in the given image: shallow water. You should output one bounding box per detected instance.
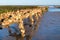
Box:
[32,8,60,40]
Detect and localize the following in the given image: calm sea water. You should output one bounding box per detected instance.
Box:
[32,7,60,40]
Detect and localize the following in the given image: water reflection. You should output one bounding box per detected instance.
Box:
[3,15,40,40]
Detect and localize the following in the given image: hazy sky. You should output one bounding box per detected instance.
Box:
[0,0,60,5]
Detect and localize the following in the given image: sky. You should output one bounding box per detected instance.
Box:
[0,0,60,5]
